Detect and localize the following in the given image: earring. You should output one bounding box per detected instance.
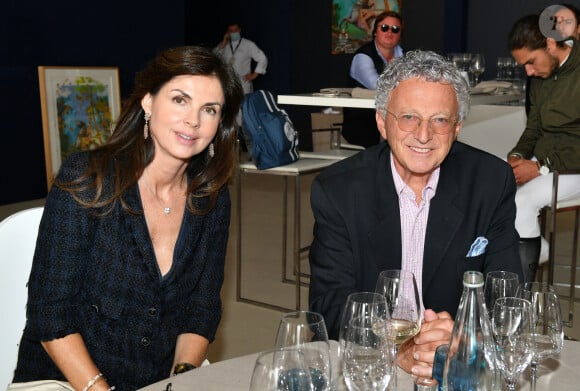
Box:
[144,113,151,139]
[209,143,215,158]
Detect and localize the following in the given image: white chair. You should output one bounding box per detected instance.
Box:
[0,207,44,390]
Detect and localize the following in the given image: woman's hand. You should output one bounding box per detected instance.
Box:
[397,309,454,378]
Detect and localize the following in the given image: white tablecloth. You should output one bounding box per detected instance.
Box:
[277,92,521,109]
[138,340,579,390]
[458,104,526,160]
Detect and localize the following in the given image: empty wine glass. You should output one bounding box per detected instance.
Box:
[338,292,389,389]
[516,283,564,385]
[342,315,393,391]
[275,311,332,391]
[492,297,535,390]
[484,271,519,319]
[470,53,486,86]
[338,292,389,354]
[249,348,314,390]
[375,270,422,389]
[496,57,505,80]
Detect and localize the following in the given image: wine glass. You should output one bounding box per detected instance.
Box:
[470,53,486,86]
[375,270,422,389]
[249,348,314,390]
[338,292,389,388]
[338,292,389,354]
[516,283,564,385]
[491,297,535,391]
[496,57,505,80]
[484,271,519,319]
[342,315,393,391]
[275,311,332,391]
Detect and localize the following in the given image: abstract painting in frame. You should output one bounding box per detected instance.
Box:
[38,66,121,188]
[332,0,401,54]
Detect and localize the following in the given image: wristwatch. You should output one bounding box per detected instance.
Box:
[173,362,197,375]
[536,161,549,175]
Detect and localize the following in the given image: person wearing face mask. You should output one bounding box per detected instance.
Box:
[342,11,404,148]
[214,21,268,95]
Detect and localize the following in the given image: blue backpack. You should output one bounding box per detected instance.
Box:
[241,90,300,169]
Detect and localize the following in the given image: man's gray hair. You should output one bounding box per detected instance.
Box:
[375,50,470,123]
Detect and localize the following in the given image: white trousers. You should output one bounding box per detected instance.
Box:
[515,173,580,238]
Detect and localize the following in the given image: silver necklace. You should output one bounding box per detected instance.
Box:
[140,177,182,215]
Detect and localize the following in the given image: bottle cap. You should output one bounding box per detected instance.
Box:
[463,271,484,287]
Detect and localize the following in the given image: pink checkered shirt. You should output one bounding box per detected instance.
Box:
[390,154,440,312]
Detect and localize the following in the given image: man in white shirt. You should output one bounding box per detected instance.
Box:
[214,22,268,95]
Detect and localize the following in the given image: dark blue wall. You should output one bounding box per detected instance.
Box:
[1,0,185,204]
[4,0,579,204]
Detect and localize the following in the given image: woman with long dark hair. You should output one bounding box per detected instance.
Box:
[11,46,243,391]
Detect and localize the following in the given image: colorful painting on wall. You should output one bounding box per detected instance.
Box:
[332,0,401,54]
[38,66,121,187]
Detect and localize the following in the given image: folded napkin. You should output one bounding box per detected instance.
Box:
[351,87,376,99]
[471,81,513,95]
[313,87,352,97]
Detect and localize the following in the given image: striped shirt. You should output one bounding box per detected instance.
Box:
[390,153,440,312]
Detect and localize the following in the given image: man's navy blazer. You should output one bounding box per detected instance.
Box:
[308,141,523,340]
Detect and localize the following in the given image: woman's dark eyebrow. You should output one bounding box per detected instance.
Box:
[171,89,223,106]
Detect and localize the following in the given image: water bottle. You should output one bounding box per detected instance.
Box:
[433,271,500,390]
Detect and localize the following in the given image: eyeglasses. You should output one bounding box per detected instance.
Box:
[387,111,456,134]
[380,24,401,34]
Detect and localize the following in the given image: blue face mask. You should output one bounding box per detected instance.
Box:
[230,32,241,42]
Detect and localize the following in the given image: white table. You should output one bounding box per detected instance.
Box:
[278,93,375,109]
[138,340,580,390]
[458,104,526,159]
[236,151,358,312]
[278,93,525,155]
[277,92,521,109]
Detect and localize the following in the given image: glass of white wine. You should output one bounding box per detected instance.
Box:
[375,270,422,389]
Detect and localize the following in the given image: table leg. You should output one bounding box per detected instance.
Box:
[294,175,301,310]
[282,177,288,282]
[236,169,243,302]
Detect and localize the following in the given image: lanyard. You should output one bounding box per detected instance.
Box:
[229,38,242,57]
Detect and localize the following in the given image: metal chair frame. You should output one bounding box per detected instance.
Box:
[538,170,580,328]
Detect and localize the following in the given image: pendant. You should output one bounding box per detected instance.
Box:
[164,207,171,215]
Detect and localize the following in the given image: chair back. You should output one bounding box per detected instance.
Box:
[0,207,44,389]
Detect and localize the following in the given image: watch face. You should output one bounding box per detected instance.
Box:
[539,5,573,42]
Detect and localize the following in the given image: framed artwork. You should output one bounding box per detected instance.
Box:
[38,66,121,188]
[332,0,401,54]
